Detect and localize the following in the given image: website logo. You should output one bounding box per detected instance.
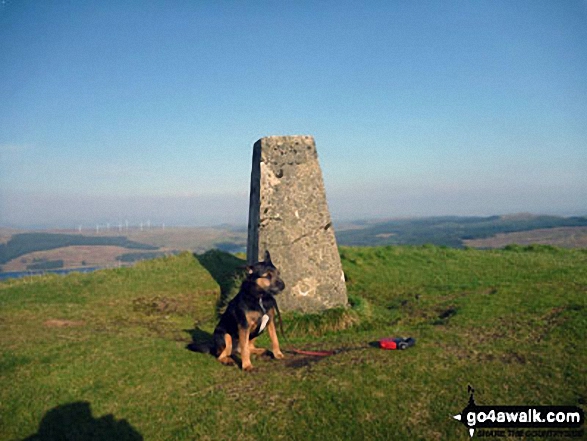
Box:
[453,386,585,438]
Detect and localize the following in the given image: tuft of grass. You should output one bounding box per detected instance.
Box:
[275,294,382,338]
[283,305,360,337]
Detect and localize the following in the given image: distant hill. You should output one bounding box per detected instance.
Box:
[0,233,158,265]
[1,214,586,273]
[463,226,587,249]
[0,228,20,245]
[0,227,247,273]
[334,214,587,248]
[120,227,247,254]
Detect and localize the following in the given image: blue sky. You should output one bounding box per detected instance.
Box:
[1,1,586,228]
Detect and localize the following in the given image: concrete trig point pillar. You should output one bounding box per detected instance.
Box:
[247,135,348,312]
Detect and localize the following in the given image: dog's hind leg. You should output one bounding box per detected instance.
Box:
[217,333,235,365]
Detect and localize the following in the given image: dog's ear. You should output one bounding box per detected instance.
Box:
[264,250,272,265]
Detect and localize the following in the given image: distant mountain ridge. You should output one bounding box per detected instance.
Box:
[334,214,587,248]
[1,214,586,273]
[0,233,158,265]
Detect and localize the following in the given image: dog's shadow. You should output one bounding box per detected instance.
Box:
[185,327,214,353]
[186,250,247,353]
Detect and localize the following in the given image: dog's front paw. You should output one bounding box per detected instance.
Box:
[273,351,285,359]
[242,363,254,372]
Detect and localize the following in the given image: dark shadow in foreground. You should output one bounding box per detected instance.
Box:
[23,401,143,441]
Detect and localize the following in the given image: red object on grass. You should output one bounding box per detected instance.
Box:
[379,337,415,350]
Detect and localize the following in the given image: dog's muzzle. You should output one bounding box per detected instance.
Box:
[271,279,285,294]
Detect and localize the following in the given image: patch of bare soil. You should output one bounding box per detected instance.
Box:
[375,233,395,238]
[44,319,84,328]
[132,295,196,316]
[464,226,587,249]
[2,246,169,271]
[0,227,25,244]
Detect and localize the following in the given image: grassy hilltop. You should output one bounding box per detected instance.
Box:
[1,246,586,440]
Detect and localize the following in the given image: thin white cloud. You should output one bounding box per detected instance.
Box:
[327,181,587,221]
[0,144,31,155]
[0,190,250,228]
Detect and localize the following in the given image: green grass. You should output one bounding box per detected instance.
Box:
[1,247,586,440]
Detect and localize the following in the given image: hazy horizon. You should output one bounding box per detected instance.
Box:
[2,1,586,229]
[2,204,586,232]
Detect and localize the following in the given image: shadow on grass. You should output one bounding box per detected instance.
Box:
[187,250,246,354]
[193,249,246,316]
[185,327,214,354]
[23,401,142,441]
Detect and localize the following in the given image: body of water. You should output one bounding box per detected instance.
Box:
[0,267,104,281]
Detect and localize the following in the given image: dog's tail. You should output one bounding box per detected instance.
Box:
[186,341,214,354]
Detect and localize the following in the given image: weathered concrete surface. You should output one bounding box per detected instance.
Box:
[247,135,348,312]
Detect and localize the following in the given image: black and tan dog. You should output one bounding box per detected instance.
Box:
[194,251,285,371]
